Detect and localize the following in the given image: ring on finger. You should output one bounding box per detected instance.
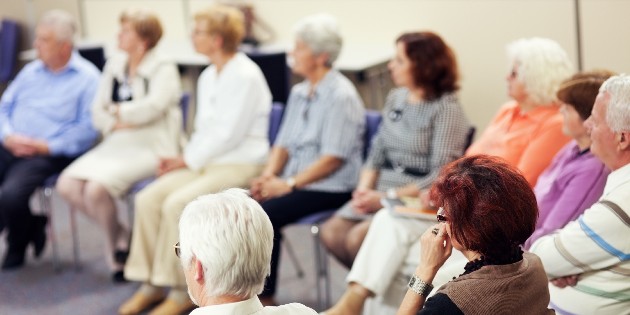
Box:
[431,227,439,236]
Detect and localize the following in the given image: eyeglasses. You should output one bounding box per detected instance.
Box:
[174,242,181,258]
[437,207,448,223]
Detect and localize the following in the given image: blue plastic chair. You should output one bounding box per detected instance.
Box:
[0,19,20,83]
[268,103,285,145]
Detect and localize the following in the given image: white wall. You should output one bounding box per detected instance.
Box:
[4,0,630,133]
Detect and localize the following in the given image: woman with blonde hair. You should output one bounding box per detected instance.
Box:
[119,4,271,315]
[56,8,181,282]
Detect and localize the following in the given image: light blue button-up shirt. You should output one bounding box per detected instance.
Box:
[274,70,365,192]
[0,52,100,157]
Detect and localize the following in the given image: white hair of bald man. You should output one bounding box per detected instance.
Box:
[507,37,574,105]
[178,188,273,299]
[599,74,630,133]
[39,9,77,44]
[294,13,343,67]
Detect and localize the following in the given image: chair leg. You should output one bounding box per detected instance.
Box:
[311,224,330,310]
[283,237,305,278]
[68,206,81,271]
[126,194,134,228]
[39,187,60,272]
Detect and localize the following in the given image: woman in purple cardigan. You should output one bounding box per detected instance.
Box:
[524,70,614,249]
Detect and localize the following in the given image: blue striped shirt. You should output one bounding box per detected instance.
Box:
[275,70,365,192]
[0,52,100,157]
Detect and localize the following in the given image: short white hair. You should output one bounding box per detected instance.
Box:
[39,9,77,44]
[178,189,273,299]
[507,37,573,105]
[600,74,630,133]
[294,13,342,67]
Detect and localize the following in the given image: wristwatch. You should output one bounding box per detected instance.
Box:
[408,275,434,297]
[386,188,398,199]
[286,177,297,191]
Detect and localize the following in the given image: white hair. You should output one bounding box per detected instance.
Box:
[507,37,573,105]
[178,188,273,299]
[599,74,630,133]
[294,13,343,67]
[38,9,77,44]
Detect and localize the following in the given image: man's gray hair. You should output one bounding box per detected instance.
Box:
[39,9,77,44]
[600,74,630,133]
[507,37,573,105]
[294,13,343,67]
[178,188,273,299]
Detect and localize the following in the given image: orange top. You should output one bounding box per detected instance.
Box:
[466,101,571,187]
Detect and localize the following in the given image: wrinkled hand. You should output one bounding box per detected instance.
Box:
[157,156,187,176]
[256,176,291,201]
[419,189,434,208]
[418,224,452,273]
[550,275,579,288]
[250,174,273,201]
[351,188,383,214]
[3,135,48,157]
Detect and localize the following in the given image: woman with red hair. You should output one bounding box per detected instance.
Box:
[397,155,553,314]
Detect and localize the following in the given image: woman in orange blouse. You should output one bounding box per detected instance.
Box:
[466,37,573,186]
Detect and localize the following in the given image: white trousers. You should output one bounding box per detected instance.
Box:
[124,163,262,288]
[346,210,466,315]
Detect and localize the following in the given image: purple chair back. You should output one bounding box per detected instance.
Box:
[268,103,285,145]
[0,19,20,83]
[364,110,382,159]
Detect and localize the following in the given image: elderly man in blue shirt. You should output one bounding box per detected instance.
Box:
[0,10,99,270]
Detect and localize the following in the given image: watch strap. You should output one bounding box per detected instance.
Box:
[408,274,434,297]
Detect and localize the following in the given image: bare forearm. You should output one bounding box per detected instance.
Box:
[356,169,379,190]
[292,155,343,189]
[262,147,289,176]
[397,290,425,315]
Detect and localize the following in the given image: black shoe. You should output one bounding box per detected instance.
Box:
[111,270,128,283]
[114,249,129,265]
[31,215,48,259]
[2,250,25,271]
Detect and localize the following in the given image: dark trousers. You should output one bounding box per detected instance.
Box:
[260,189,352,297]
[0,145,72,254]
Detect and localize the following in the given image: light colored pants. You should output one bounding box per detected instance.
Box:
[347,210,466,315]
[124,163,263,287]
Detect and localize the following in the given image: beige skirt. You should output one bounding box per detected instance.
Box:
[62,141,162,198]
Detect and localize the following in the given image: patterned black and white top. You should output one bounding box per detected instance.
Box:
[274,70,366,192]
[366,88,470,190]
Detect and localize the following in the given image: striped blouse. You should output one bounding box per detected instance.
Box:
[274,70,365,192]
[530,162,630,315]
[365,88,471,190]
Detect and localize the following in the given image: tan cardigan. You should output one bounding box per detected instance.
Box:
[437,253,555,315]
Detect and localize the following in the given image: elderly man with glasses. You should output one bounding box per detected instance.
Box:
[175,189,317,314]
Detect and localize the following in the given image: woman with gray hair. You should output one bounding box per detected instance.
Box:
[466,37,574,186]
[176,189,317,314]
[249,13,365,305]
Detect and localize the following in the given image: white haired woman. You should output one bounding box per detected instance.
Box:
[249,13,365,306]
[466,37,574,186]
[177,189,317,314]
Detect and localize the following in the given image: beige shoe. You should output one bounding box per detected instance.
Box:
[148,298,195,315]
[118,291,166,315]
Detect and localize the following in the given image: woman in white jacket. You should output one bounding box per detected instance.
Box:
[56,8,181,282]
